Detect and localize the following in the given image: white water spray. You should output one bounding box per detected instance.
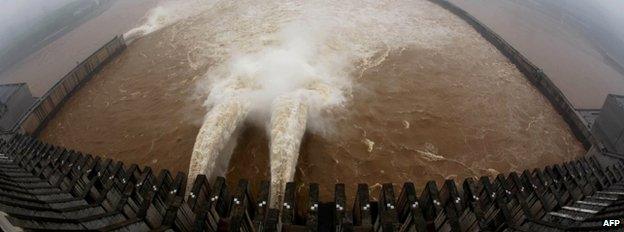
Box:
[269,94,309,207]
[186,97,249,191]
[126,0,459,205]
[123,1,207,43]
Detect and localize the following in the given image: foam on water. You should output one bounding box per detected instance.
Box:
[126,0,461,203]
[123,0,208,43]
[186,97,249,191]
[269,94,308,207]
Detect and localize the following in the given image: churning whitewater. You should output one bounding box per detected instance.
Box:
[124,0,455,206]
[269,94,308,207]
[37,0,580,205]
[186,98,249,191]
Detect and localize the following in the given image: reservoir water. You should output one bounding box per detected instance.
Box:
[36,0,590,201]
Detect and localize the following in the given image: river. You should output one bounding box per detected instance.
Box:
[37,0,588,201]
[0,0,158,96]
[449,0,624,109]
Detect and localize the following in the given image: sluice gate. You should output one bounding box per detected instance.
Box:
[0,134,623,231]
[0,0,622,231]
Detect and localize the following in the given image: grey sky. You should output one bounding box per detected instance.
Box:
[0,0,75,48]
[596,0,624,40]
[0,0,623,61]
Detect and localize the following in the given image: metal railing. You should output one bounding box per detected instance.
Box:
[2,36,126,136]
[429,0,598,149]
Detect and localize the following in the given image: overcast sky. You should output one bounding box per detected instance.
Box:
[595,0,624,40]
[0,0,75,48]
[1,0,623,57]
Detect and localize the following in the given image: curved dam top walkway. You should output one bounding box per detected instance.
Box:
[1,134,624,231]
[1,0,622,231]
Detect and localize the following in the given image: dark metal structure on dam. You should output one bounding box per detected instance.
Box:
[1,0,624,231]
[0,134,622,232]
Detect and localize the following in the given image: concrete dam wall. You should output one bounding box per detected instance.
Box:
[0,0,623,231]
[428,0,596,149]
[6,36,126,136]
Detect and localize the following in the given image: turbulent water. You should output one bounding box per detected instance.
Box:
[269,95,308,207]
[187,98,248,191]
[40,0,585,204]
[148,0,464,205]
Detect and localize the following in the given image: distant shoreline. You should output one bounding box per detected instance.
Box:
[0,0,115,76]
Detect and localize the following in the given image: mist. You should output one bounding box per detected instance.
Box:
[125,0,461,206]
[0,0,74,52]
[0,0,114,73]
[489,0,624,74]
[586,0,624,70]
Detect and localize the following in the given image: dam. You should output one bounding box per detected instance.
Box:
[38,0,588,201]
[0,0,623,231]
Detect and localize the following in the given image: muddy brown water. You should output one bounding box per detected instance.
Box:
[38,32,207,173]
[0,0,157,96]
[39,0,586,201]
[449,0,624,109]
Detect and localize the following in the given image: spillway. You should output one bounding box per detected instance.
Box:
[268,95,309,208]
[187,98,249,191]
